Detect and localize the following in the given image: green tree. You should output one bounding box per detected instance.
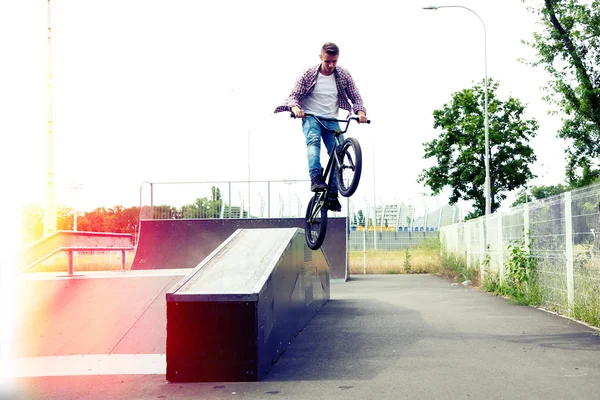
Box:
[511,183,570,206]
[418,79,538,219]
[152,205,178,219]
[179,187,226,219]
[522,0,600,186]
[56,205,74,230]
[211,186,222,202]
[110,205,140,233]
[78,205,140,233]
[357,210,365,227]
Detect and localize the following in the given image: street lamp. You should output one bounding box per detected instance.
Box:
[423,5,491,217]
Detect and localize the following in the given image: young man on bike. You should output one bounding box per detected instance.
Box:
[274,42,368,212]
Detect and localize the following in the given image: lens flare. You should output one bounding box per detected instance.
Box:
[0,205,19,393]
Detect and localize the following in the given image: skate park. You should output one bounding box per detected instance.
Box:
[6,0,600,398]
[7,182,600,399]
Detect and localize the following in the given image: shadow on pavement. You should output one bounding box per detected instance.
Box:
[264,298,429,382]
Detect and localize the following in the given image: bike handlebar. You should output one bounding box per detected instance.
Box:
[290,112,371,125]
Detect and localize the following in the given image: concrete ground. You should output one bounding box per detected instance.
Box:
[7,274,600,400]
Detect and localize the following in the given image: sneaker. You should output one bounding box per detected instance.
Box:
[310,175,327,192]
[326,193,342,212]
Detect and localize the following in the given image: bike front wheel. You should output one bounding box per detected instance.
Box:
[304,195,328,250]
[336,137,363,197]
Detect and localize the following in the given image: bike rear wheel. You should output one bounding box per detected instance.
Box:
[304,195,328,250]
[336,137,362,197]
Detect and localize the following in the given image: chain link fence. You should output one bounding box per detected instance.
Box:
[139,180,461,240]
[440,182,600,316]
[139,180,462,274]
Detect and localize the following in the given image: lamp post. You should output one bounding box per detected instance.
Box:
[423,5,491,217]
[45,0,57,235]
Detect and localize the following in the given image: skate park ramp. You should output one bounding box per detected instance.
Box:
[130,218,348,280]
[11,269,189,377]
[166,228,330,382]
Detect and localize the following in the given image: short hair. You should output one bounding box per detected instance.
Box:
[321,42,339,56]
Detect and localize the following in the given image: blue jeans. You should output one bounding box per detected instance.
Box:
[302,116,344,194]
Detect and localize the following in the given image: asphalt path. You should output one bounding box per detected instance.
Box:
[8,274,600,400]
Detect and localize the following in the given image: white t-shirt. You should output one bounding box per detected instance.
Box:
[302,72,339,118]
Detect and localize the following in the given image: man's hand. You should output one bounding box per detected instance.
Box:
[357,111,368,124]
[292,106,305,119]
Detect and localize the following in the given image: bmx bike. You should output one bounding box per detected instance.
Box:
[292,113,370,250]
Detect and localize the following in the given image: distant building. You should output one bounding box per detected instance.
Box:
[352,202,461,231]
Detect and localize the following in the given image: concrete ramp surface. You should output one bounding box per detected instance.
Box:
[166,228,330,382]
[11,270,189,377]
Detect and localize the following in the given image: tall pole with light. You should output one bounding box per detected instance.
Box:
[45,0,57,235]
[423,5,491,217]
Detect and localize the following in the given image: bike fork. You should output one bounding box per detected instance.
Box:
[308,192,326,222]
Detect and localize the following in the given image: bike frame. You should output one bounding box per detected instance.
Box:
[292,113,362,221]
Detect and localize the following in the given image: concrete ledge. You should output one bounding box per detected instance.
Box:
[165,228,330,382]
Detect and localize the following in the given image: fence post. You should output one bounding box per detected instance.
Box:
[523,203,530,248]
[464,222,470,270]
[479,219,485,282]
[150,183,154,213]
[68,250,74,276]
[373,205,377,250]
[121,249,126,271]
[228,182,232,218]
[497,214,504,283]
[346,196,350,281]
[564,191,574,314]
[363,223,367,275]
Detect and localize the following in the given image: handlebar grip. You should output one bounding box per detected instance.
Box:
[350,117,371,124]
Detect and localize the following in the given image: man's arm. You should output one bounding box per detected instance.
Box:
[274,66,316,114]
[341,70,367,123]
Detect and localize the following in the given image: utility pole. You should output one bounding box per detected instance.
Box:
[45,0,57,235]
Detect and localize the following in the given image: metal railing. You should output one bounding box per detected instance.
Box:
[23,246,134,276]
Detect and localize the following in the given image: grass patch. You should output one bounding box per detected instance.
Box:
[572,250,600,327]
[349,236,480,285]
[482,239,541,307]
[349,248,438,275]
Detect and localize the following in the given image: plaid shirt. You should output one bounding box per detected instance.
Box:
[274,64,366,115]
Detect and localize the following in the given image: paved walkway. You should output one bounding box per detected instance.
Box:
[8,274,600,399]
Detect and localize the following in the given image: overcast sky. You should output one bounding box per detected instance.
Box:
[1,0,570,215]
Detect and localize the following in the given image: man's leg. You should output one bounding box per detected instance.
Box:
[321,122,343,211]
[302,117,327,191]
[321,122,343,194]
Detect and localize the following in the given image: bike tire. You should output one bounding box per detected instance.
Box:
[336,137,363,197]
[304,195,328,250]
